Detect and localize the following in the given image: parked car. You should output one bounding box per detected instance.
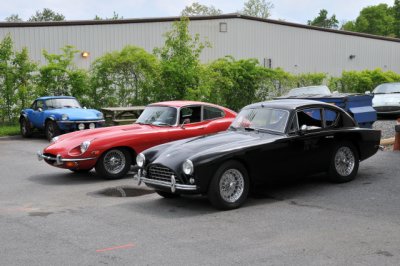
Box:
[20,96,105,140]
[369,82,400,115]
[136,99,381,210]
[277,86,377,128]
[37,101,236,179]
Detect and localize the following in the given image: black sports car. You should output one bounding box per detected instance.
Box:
[136,99,381,210]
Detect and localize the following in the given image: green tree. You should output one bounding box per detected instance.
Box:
[393,0,400,37]
[342,4,395,37]
[242,0,273,19]
[5,14,23,22]
[12,48,37,111]
[0,35,36,123]
[38,46,89,105]
[181,2,222,16]
[206,56,265,111]
[28,8,65,22]
[308,9,339,29]
[94,11,123,20]
[154,17,209,101]
[90,45,158,108]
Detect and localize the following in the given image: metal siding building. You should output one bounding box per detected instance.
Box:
[0,14,399,76]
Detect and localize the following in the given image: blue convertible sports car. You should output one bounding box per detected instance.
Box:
[20,96,105,140]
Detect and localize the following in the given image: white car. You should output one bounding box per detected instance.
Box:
[371,83,400,115]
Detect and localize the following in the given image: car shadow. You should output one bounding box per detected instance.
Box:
[122,172,375,218]
[28,171,135,186]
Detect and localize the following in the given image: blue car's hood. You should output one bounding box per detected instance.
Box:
[48,108,101,120]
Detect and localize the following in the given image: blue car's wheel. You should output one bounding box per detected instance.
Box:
[20,118,33,138]
[45,120,60,141]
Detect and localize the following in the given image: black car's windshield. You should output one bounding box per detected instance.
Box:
[136,106,177,126]
[230,107,290,133]
[45,98,81,109]
[373,83,400,94]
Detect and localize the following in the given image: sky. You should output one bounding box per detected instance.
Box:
[0,0,395,25]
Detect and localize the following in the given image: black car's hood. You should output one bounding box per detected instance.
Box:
[150,130,285,167]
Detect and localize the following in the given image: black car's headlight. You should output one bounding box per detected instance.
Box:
[182,159,194,175]
[80,140,91,154]
[136,153,145,167]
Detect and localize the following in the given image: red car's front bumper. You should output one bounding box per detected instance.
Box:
[37,151,97,170]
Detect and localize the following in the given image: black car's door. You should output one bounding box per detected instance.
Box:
[286,107,332,175]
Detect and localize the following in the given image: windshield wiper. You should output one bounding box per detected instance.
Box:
[244,127,256,131]
[151,121,172,127]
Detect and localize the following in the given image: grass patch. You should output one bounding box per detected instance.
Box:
[0,124,20,137]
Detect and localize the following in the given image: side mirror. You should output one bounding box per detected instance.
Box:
[180,118,190,129]
[299,124,308,134]
[365,91,371,94]
[38,107,43,112]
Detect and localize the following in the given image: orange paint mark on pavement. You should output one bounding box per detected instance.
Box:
[96,243,134,252]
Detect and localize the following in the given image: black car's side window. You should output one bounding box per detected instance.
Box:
[180,106,202,124]
[324,108,340,127]
[203,106,224,120]
[297,108,323,130]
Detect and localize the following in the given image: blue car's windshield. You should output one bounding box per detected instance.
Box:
[45,98,81,109]
[136,106,177,126]
[230,108,290,133]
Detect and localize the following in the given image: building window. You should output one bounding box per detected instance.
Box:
[219,22,227,32]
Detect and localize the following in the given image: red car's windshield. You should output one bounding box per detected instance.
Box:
[137,106,177,126]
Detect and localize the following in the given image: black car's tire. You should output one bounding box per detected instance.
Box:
[20,118,33,138]
[95,148,132,179]
[45,120,60,141]
[155,190,181,198]
[328,141,359,183]
[208,160,250,210]
[69,168,92,173]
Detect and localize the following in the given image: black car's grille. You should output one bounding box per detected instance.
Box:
[147,164,182,184]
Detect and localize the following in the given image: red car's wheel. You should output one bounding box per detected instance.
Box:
[95,148,132,179]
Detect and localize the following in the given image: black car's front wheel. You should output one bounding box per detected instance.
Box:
[208,160,250,210]
[328,141,359,183]
[95,148,132,179]
[20,118,33,138]
[45,120,60,141]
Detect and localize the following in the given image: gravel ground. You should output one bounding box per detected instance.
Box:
[373,118,398,139]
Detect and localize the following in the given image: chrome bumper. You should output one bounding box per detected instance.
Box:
[37,151,96,165]
[136,169,197,193]
[57,120,105,124]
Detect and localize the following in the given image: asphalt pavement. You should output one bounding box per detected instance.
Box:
[0,136,399,265]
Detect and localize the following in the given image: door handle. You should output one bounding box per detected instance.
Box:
[325,135,334,139]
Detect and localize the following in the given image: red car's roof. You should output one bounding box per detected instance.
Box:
[149,101,224,108]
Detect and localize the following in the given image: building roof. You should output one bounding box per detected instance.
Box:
[1,13,399,43]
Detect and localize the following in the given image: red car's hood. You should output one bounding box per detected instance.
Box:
[45,123,163,153]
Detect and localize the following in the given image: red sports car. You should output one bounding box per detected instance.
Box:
[37,101,236,179]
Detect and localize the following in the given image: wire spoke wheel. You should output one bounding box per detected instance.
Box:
[334,146,355,177]
[219,169,245,203]
[103,149,126,175]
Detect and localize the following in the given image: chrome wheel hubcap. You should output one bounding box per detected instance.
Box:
[219,169,244,203]
[104,150,126,174]
[334,147,355,176]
